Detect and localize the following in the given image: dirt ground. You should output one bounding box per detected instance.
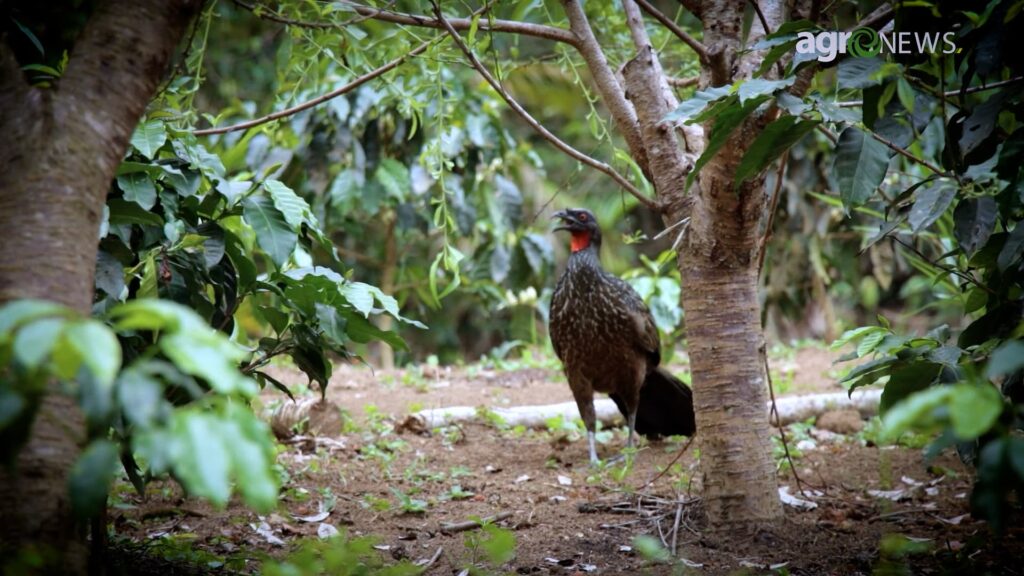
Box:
[107,346,1024,575]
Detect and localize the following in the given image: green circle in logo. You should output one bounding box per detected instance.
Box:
[848,27,881,57]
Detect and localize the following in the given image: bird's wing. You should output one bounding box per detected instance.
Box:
[605,273,661,365]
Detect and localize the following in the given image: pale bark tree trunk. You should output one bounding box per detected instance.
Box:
[0,0,201,571]
[617,0,786,527]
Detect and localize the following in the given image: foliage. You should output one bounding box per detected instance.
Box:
[0,299,278,514]
[262,531,421,576]
[801,3,1024,530]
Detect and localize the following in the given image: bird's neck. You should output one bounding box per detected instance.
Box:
[567,240,601,271]
[570,231,591,253]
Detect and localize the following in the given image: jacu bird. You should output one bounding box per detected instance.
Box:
[549,208,696,463]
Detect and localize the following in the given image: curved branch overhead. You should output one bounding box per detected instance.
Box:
[235,0,580,47]
[430,2,656,210]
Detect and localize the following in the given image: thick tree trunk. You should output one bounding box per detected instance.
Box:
[0,1,200,571]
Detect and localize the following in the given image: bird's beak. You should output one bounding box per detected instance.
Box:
[552,210,572,232]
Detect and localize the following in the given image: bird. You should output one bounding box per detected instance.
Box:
[549,208,696,463]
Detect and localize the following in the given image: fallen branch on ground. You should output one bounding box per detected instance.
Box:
[439,511,513,534]
[409,389,882,430]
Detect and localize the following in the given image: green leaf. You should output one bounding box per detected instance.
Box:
[171,411,231,506]
[116,173,158,210]
[342,282,374,317]
[949,384,1003,440]
[12,317,65,369]
[662,85,732,124]
[264,179,314,230]
[0,300,70,337]
[244,196,296,267]
[880,362,941,414]
[64,320,121,388]
[223,403,279,512]
[116,368,166,428]
[987,341,1024,378]
[832,127,891,210]
[161,331,256,397]
[735,77,795,105]
[686,94,771,191]
[374,158,410,201]
[857,329,887,357]
[130,120,167,159]
[107,198,164,227]
[341,309,407,351]
[734,116,818,186]
[953,196,997,256]
[908,180,956,233]
[68,440,119,519]
[880,385,953,440]
[997,223,1024,271]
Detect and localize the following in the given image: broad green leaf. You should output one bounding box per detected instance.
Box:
[908,180,956,233]
[341,309,407,351]
[243,196,296,267]
[111,299,205,332]
[521,233,553,274]
[130,120,167,159]
[223,403,278,512]
[734,116,818,187]
[986,341,1024,378]
[116,368,165,428]
[879,362,941,414]
[953,196,998,256]
[949,384,1003,440]
[0,300,69,337]
[315,303,348,344]
[63,320,121,388]
[735,77,795,105]
[171,411,231,506]
[116,173,158,210]
[342,282,375,316]
[0,388,26,430]
[12,317,64,369]
[161,331,257,397]
[857,329,887,357]
[662,85,732,124]
[264,179,313,230]
[686,95,771,191]
[374,158,410,201]
[68,440,119,519]
[997,223,1024,271]
[107,198,164,227]
[837,57,884,89]
[880,385,953,440]
[830,325,885,350]
[832,127,891,210]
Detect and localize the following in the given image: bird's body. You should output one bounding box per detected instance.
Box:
[549,208,695,463]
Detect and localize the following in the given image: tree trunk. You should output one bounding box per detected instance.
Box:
[0,1,200,570]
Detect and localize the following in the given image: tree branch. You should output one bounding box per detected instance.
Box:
[560,0,651,180]
[193,37,438,136]
[667,76,699,88]
[633,0,708,62]
[431,3,655,209]
[236,0,580,47]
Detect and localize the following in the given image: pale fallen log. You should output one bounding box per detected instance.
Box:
[409,389,882,430]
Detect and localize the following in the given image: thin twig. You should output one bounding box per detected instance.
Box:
[837,76,1024,107]
[194,37,438,135]
[764,352,809,496]
[747,0,784,77]
[667,76,699,88]
[439,511,514,533]
[891,236,992,293]
[634,435,695,491]
[432,3,655,209]
[670,502,683,555]
[632,0,707,62]
[416,546,444,569]
[756,152,789,277]
[235,0,579,46]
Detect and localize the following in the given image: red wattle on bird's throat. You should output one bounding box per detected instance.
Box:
[570,232,590,252]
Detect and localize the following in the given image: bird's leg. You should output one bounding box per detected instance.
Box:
[626,410,637,450]
[570,383,600,464]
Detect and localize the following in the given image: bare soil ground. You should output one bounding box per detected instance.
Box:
[107,347,1024,575]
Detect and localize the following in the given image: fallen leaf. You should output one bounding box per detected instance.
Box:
[779,486,818,510]
[868,489,908,501]
[557,475,573,486]
[317,523,338,539]
[515,474,531,484]
[252,518,285,546]
[937,513,970,525]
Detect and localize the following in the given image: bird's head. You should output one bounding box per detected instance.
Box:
[553,208,602,253]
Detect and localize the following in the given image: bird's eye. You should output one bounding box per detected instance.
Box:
[578,213,588,221]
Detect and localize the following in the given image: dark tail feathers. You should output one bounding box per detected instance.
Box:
[610,367,696,438]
